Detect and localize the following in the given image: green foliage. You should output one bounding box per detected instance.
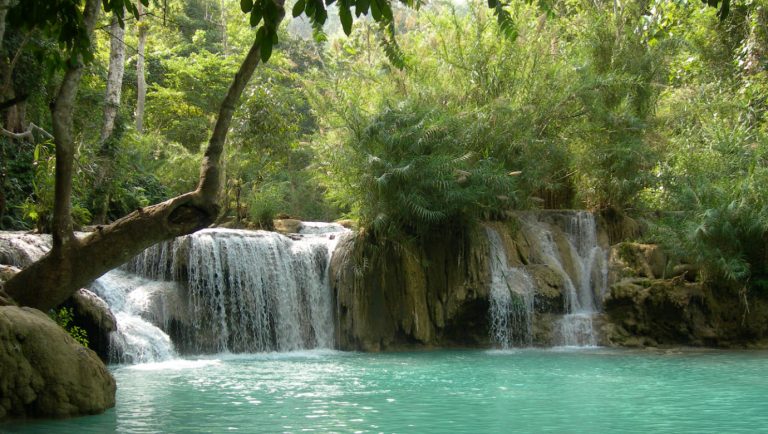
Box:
[49,307,90,348]
[7,0,768,298]
[248,181,288,229]
[9,0,148,67]
[318,102,517,240]
[567,5,668,210]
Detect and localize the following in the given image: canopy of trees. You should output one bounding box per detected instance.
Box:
[1,0,766,307]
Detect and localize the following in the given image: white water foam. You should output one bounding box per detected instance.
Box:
[128,224,348,354]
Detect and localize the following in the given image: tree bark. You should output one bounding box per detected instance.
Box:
[99,15,126,144]
[50,0,101,251]
[135,1,147,134]
[92,14,127,224]
[0,0,11,52]
[5,5,280,311]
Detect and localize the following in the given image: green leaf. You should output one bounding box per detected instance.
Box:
[370,0,382,21]
[379,0,393,21]
[339,2,353,35]
[292,0,306,17]
[306,0,316,17]
[355,0,369,16]
[129,3,139,19]
[260,28,274,62]
[250,8,263,27]
[241,0,253,12]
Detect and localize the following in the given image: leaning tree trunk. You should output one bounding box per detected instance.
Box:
[135,2,147,134]
[92,14,127,224]
[4,2,281,311]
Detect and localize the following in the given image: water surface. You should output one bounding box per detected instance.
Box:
[4,348,768,433]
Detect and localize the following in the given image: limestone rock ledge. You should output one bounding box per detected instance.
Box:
[0,306,116,420]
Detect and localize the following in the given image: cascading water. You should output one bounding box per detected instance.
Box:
[0,232,51,267]
[485,226,535,348]
[127,224,347,354]
[89,270,177,363]
[557,212,608,346]
[522,213,607,346]
[0,223,346,363]
[0,231,176,363]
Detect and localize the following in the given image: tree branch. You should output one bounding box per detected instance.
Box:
[196,3,285,207]
[0,122,52,140]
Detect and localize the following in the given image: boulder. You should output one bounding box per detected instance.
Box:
[0,306,116,420]
[273,218,302,234]
[609,242,668,280]
[526,264,566,314]
[335,219,358,230]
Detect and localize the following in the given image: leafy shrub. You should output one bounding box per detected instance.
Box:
[323,103,517,240]
[49,307,89,348]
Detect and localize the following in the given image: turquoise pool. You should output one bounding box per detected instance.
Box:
[4,348,768,433]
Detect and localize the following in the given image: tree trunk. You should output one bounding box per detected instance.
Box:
[92,14,127,225]
[5,6,280,311]
[0,0,11,52]
[135,1,147,134]
[99,15,126,144]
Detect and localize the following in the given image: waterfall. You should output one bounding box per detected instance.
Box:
[558,212,607,346]
[518,212,607,347]
[0,224,346,362]
[485,226,535,348]
[127,225,347,354]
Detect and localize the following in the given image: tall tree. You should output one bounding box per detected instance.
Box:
[0,0,11,52]
[4,0,285,310]
[99,15,126,144]
[92,13,128,224]
[136,1,147,133]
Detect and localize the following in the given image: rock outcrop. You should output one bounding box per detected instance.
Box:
[60,289,118,362]
[603,238,768,348]
[332,226,494,351]
[602,277,768,348]
[0,306,116,420]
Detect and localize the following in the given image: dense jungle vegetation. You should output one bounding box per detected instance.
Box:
[1,0,766,296]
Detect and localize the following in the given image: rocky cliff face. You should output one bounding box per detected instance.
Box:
[331,226,493,351]
[602,241,768,348]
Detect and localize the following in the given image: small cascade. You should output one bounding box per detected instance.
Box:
[485,226,535,348]
[0,232,51,267]
[128,225,347,354]
[90,270,177,363]
[519,212,607,346]
[558,212,608,346]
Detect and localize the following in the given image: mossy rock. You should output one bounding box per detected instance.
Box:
[0,306,116,420]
